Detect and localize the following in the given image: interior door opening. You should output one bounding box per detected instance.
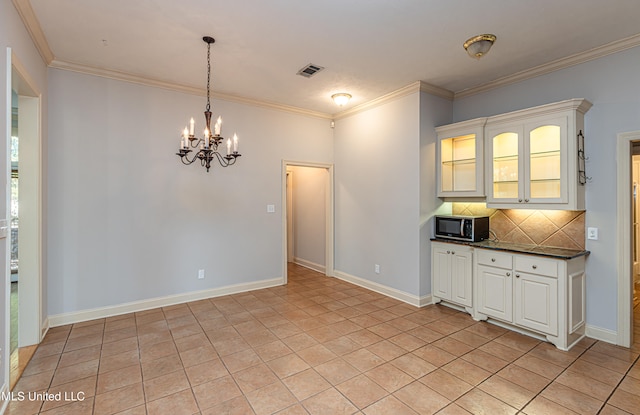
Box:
[7,53,42,390]
[281,161,334,284]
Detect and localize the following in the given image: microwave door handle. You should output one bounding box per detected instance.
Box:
[460,219,465,237]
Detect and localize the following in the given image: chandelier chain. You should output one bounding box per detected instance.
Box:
[206,41,211,112]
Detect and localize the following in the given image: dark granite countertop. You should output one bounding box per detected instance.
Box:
[431,238,589,260]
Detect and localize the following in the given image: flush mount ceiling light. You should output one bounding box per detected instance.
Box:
[463,34,496,59]
[331,93,352,106]
[176,36,241,172]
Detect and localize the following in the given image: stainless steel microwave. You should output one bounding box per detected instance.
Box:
[434,215,490,242]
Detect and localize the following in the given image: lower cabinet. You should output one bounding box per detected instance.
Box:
[474,248,585,350]
[431,241,586,351]
[432,242,473,311]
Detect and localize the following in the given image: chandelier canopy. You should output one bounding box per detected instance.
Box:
[176,36,241,172]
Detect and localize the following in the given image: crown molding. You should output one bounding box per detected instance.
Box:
[49,59,332,120]
[12,0,54,65]
[455,33,640,99]
[332,81,453,120]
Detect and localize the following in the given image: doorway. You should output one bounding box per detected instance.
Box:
[6,51,43,389]
[616,130,640,348]
[281,161,334,284]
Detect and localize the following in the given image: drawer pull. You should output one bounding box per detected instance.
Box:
[532,265,537,269]
[491,258,496,262]
[506,272,511,277]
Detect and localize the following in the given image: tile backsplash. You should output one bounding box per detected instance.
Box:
[452,203,585,250]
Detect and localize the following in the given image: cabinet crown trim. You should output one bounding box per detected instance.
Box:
[436,117,487,133]
[486,98,592,125]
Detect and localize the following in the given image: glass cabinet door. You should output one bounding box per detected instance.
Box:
[441,134,476,193]
[528,125,561,199]
[492,131,520,200]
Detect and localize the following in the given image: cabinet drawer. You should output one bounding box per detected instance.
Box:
[477,249,512,269]
[515,255,557,277]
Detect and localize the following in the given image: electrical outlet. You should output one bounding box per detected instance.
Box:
[198,269,205,279]
[587,227,598,240]
[374,264,380,274]
[267,204,275,213]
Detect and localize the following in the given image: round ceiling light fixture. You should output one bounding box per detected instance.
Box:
[463,34,497,59]
[331,93,352,106]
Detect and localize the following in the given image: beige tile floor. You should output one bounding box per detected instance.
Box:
[6,263,640,415]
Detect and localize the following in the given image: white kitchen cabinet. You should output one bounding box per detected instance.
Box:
[476,250,513,322]
[485,99,592,210]
[432,242,473,311]
[474,248,585,350]
[436,118,487,198]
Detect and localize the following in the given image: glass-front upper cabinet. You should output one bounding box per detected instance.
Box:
[485,99,592,210]
[436,118,486,198]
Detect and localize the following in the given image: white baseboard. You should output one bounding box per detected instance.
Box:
[586,324,618,345]
[41,317,50,341]
[293,258,325,274]
[48,277,284,327]
[333,270,430,307]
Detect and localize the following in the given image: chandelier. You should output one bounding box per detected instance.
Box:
[176,36,241,172]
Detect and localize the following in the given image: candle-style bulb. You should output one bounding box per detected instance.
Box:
[233,133,238,153]
[189,118,195,136]
[226,138,231,155]
[204,129,210,148]
[214,117,222,136]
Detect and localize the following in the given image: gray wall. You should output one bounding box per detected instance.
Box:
[46,69,333,315]
[334,92,423,296]
[453,46,640,332]
[291,165,327,270]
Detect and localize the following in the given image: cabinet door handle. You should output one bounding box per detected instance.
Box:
[525,199,530,203]
[516,274,520,278]
[446,250,450,254]
[451,251,455,255]
[491,258,496,262]
[518,199,523,203]
[532,265,537,269]
[506,272,511,277]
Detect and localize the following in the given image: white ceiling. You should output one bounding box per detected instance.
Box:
[22,0,640,115]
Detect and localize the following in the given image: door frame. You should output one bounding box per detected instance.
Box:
[5,49,43,368]
[281,160,334,284]
[616,130,640,347]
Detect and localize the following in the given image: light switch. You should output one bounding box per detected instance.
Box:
[587,227,598,240]
[267,204,275,213]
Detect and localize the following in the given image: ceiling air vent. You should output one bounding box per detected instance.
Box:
[297,63,325,78]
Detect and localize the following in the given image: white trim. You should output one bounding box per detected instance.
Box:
[333,81,452,120]
[11,0,55,65]
[11,52,44,349]
[333,270,431,307]
[616,130,640,347]
[293,258,325,274]
[0,382,9,414]
[586,324,618,345]
[40,317,49,341]
[281,161,335,284]
[48,60,333,120]
[455,33,640,98]
[3,47,11,411]
[48,278,283,327]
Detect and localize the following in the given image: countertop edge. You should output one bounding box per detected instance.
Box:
[431,238,590,260]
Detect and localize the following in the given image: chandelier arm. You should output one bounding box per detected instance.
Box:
[213,151,230,167]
